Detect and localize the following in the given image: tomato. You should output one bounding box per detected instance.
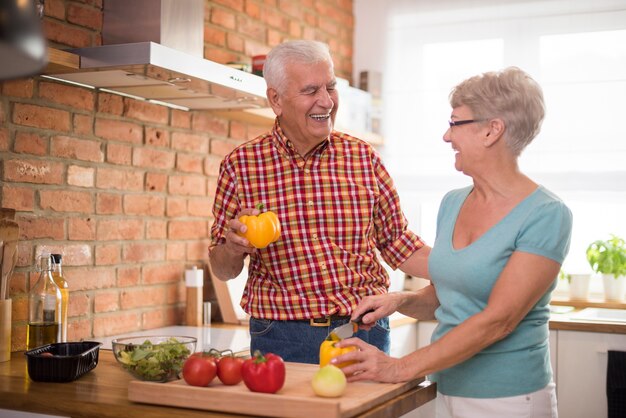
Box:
[182,353,217,387]
[238,203,281,249]
[241,351,286,394]
[217,355,244,385]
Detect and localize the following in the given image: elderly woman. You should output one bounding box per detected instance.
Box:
[333,67,573,418]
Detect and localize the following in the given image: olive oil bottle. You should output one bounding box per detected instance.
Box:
[50,254,69,342]
[27,255,62,350]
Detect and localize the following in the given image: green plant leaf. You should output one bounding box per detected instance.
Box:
[586,234,626,277]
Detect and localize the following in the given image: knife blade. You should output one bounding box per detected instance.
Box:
[328,322,357,340]
[328,309,375,340]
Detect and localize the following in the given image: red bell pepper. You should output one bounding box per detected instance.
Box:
[241,350,286,394]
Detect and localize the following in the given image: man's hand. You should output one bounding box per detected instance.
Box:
[222,207,260,256]
[208,207,260,280]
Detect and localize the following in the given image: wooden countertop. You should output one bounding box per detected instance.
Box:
[548,297,626,334]
[417,310,626,334]
[549,314,626,334]
[0,350,436,418]
[550,295,626,310]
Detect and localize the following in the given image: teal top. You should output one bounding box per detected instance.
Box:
[429,185,573,398]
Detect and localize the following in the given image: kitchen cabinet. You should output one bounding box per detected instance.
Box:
[399,321,437,418]
[550,330,558,386]
[390,316,419,357]
[555,330,626,418]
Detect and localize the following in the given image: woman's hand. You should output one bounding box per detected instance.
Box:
[351,293,405,330]
[330,338,406,383]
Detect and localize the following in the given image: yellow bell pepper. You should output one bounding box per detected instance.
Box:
[238,203,281,249]
[319,338,358,369]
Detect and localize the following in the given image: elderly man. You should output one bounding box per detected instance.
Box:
[209,40,427,363]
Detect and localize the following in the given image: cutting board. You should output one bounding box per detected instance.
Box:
[128,362,423,418]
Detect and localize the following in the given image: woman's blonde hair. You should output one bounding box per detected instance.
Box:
[449,67,545,156]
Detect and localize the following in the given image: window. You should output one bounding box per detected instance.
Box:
[355,0,626,286]
[537,29,626,173]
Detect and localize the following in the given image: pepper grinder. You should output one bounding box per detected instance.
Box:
[185,266,203,326]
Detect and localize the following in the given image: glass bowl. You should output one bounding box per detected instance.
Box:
[111,335,196,382]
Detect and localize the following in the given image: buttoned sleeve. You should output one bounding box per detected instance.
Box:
[370,149,424,268]
[210,156,241,247]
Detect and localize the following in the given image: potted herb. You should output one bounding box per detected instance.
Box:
[586,235,626,301]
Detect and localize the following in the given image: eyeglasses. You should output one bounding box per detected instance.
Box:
[448,119,485,128]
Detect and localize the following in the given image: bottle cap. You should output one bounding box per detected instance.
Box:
[38,253,52,271]
[185,266,203,288]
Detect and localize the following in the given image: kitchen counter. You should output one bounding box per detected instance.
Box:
[0,323,436,418]
[548,298,626,334]
[417,308,626,334]
[549,311,626,334]
[0,351,436,418]
[550,295,626,310]
[3,309,622,418]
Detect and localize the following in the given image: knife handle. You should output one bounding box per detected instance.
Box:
[353,309,376,324]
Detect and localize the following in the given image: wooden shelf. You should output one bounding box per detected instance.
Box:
[44,47,80,73]
[213,107,274,128]
[549,317,626,334]
[550,295,626,310]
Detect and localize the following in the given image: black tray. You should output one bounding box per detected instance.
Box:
[25,341,102,382]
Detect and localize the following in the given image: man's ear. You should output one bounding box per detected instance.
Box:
[267,88,282,116]
[484,118,505,147]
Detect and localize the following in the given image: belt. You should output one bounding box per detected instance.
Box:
[298,316,351,327]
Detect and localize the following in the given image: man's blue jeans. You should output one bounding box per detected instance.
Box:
[249,316,390,364]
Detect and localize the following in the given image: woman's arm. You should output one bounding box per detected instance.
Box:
[397,284,439,320]
[336,251,561,382]
[352,284,439,329]
[398,245,431,280]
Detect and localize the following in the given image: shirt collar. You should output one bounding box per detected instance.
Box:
[271,118,331,159]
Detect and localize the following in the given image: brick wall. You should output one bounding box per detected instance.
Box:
[0,0,354,350]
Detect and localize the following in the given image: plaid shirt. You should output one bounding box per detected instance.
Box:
[210,120,423,320]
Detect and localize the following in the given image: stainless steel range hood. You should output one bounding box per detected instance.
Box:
[46,41,268,110]
[44,0,268,111]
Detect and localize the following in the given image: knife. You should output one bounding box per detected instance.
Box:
[328,309,375,340]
